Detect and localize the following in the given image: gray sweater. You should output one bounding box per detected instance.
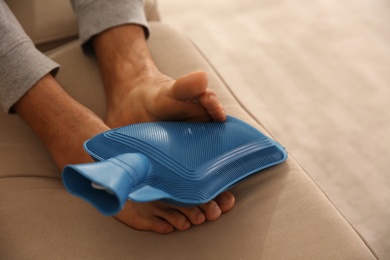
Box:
[0,0,148,113]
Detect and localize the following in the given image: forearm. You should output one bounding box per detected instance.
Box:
[14,74,109,170]
[0,0,59,113]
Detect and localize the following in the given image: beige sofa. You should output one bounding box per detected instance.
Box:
[0,1,378,259]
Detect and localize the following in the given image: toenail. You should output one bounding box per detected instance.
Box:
[209,95,218,103]
[212,206,222,218]
[218,195,232,206]
[164,225,174,233]
[196,212,206,223]
[183,221,191,230]
[188,98,200,104]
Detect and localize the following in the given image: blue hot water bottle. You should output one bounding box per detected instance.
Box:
[62,116,287,216]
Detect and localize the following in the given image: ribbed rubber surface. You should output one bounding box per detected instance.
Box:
[84,116,287,204]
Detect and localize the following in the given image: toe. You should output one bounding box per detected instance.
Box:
[157,209,192,231]
[174,206,206,225]
[197,192,235,221]
[150,218,175,234]
[214,191,235,213]
[199,91,226,122]
[171,71,208,101]
[198,200,222,221]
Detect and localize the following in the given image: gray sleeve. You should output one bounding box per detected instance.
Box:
[71,0,149,52]
[0,1,59,113]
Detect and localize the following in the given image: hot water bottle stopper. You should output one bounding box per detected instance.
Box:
[62,116,287,216]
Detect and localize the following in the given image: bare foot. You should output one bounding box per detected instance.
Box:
[105,70,226,128]
[92,24,233,233]
[115,191,235,233]
[104,70,234,232]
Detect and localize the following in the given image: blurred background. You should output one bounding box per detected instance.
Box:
[159,0,390,258]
